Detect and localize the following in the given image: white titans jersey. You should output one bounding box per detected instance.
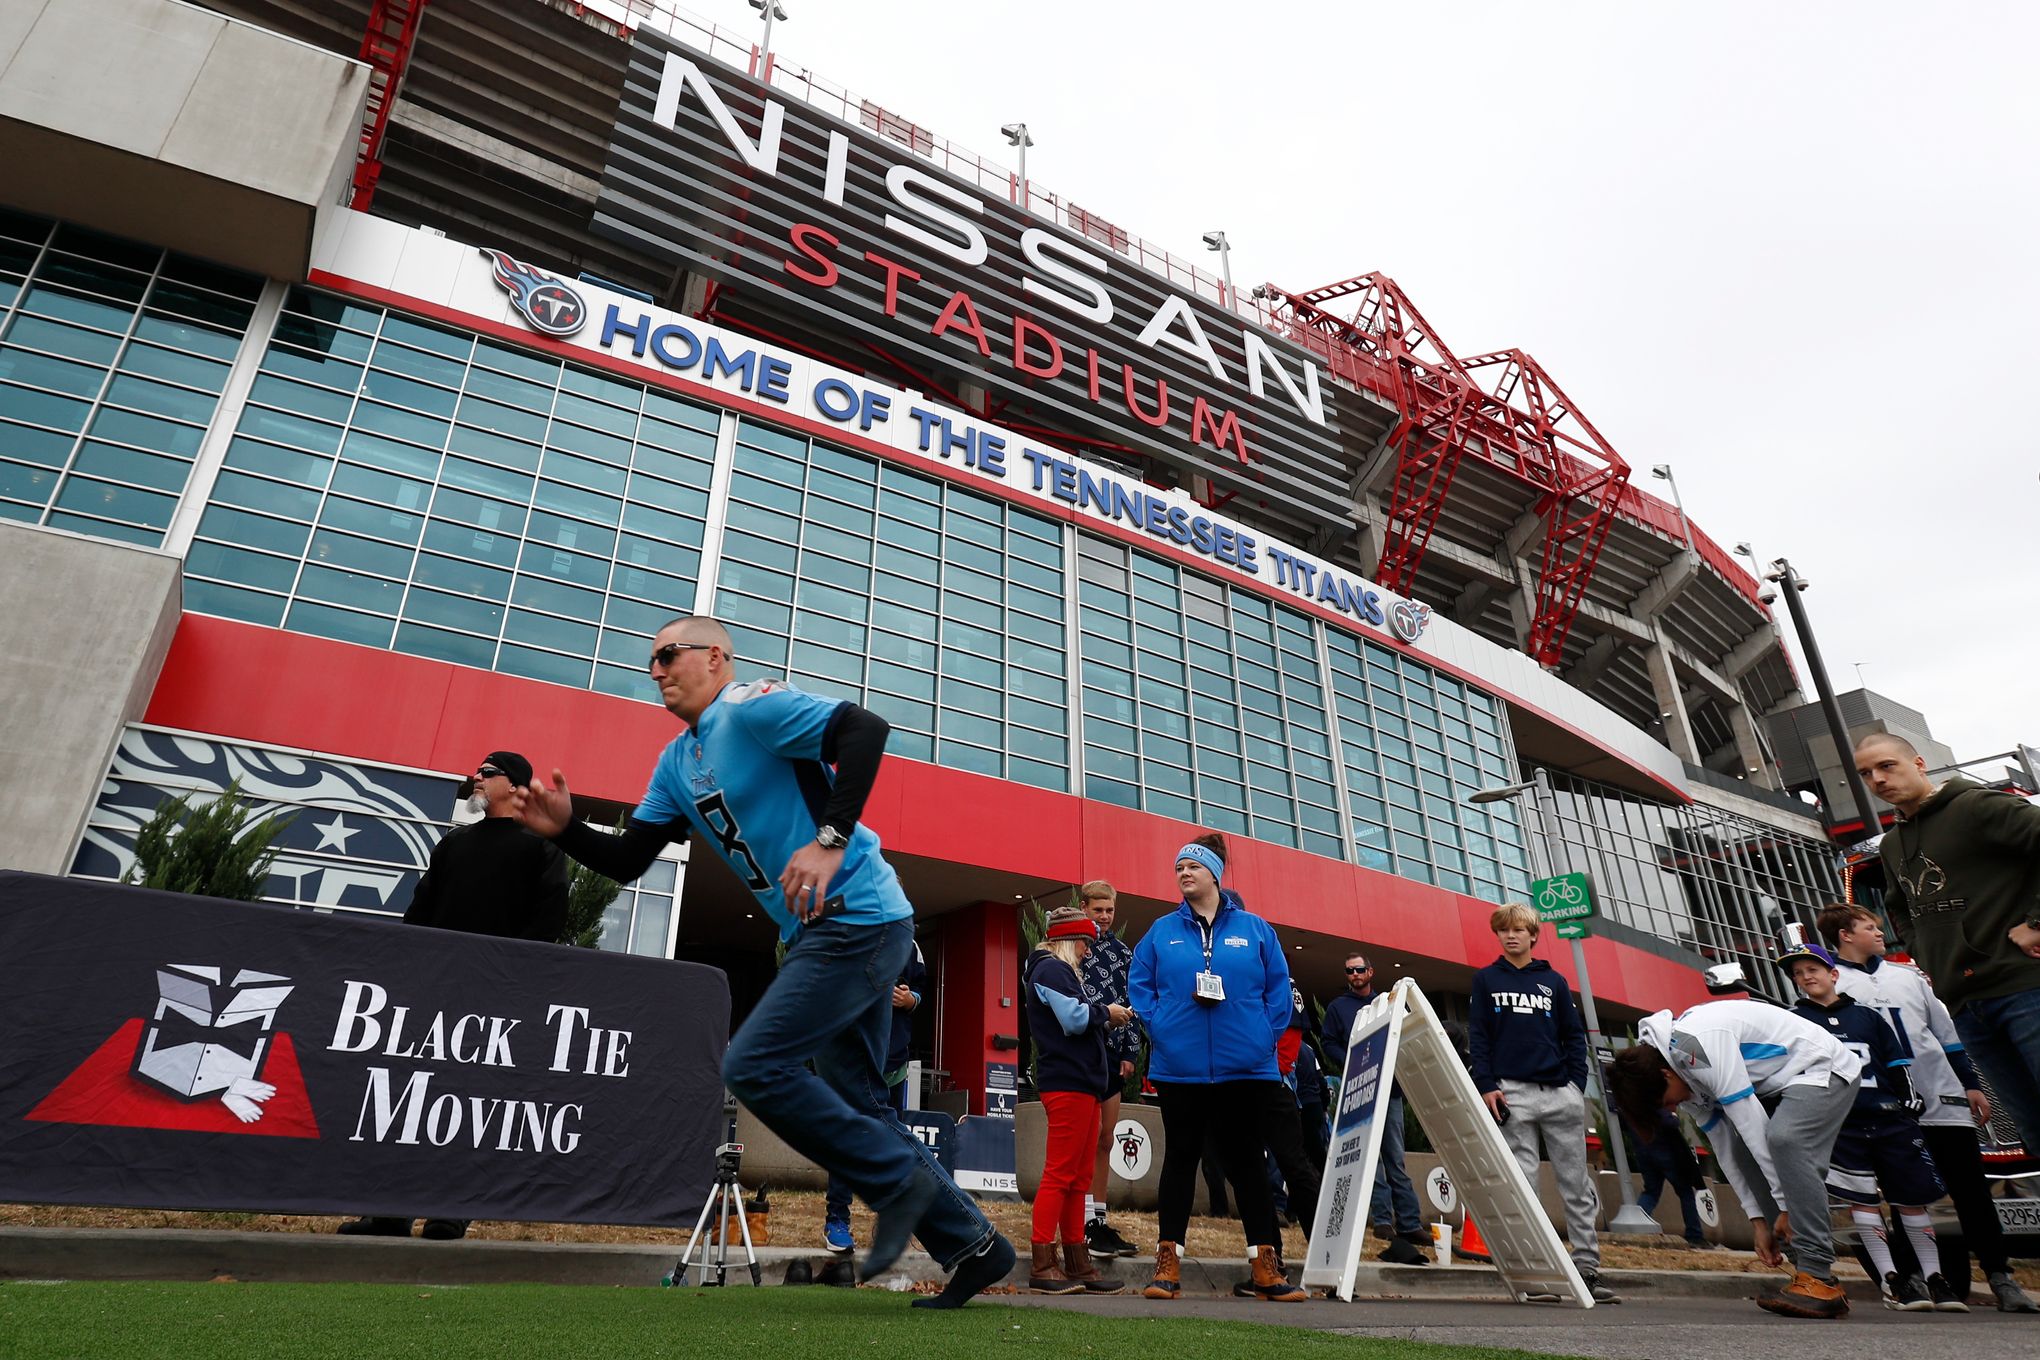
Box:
[1834,957,1974,1126]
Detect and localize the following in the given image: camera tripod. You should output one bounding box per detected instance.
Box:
[662,1138,762,1288]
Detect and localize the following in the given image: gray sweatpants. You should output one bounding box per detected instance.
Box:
[1498,1078,1599,1272]
[1722,1072,1856,1281]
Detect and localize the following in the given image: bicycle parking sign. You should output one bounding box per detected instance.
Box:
[1530,872,1597,938]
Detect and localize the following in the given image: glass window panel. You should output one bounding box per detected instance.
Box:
[504,608,596,655]
[533,478,621,526]
[404,586,504,635]
[286,598,394,648]
[430,486,525,536]
[632,441,712,484]
[182,578,285,626]
[395,621,496,669]
[19,282,138,332]
[456,395,548,443]
[0,459,58,505]
[69,443,190,493]
[343,430,441,481]
[512,574,602,620]
[446,424,541,472]
[413,552,510,601]
[121,342,229,393]
[498,643,592,689]
[321,495,423,545]
[53,474,174,527]
[5,313,123,365]
[423,520,519,569]
[0,346,106,398]
[548,418,633,467]
[306,528,411,578]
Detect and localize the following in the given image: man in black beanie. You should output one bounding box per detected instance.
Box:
[336,750,569,1240]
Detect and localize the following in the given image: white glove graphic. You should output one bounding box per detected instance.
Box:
[221,1077,278,1124]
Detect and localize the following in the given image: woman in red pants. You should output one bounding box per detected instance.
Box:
[1024,904,1133,1293]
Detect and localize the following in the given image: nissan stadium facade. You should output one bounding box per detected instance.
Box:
[0,0,1845,1113]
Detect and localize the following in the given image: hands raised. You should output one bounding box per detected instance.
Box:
[514,768,574,837]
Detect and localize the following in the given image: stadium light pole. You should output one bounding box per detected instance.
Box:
[1202,230,1235,312]
[750,0,787,75]
[1000,122,1033,211]
[1650,464,1696,561]
[1468,770,1660,1235]
[1766,556,1885,839]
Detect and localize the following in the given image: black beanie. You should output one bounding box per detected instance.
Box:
[484,750,533,787]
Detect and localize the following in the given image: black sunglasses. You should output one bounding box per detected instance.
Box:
[475,766,505,780]
[648,641,715,672]
[1345,965,1372,974]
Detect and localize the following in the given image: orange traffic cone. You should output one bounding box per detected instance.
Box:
[1457,1212,1491,1263]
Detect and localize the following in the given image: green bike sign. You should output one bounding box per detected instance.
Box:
[1530,872,1597,927]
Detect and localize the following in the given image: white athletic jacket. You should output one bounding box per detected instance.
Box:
[1834,955,1979,1128]
[1638,1000,1862,1218]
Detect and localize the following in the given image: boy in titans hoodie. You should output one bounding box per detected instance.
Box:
[1467,902,1610,1301]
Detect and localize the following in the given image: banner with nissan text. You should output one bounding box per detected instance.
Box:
[0,872,729,1226]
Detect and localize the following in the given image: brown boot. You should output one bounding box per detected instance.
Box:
[1143,1241,1182,1299]
[1062,1239,1124,1295]
[1252,1244,1306,1302]
[1028,1241,1081,1295]
[1757,1271,1849,1319]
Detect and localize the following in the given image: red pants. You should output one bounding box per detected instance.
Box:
[1033,1090,1100,1245]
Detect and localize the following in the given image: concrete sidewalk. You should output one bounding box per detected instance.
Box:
[0,1225,1791,1303]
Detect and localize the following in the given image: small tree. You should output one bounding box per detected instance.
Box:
[560,859,617,949]
[124,780,293,902]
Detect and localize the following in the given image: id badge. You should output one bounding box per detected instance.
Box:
[1194,970,1226,1002]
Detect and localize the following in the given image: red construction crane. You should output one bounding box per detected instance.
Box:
[352,0,430,211]
[1259,274,1630,668]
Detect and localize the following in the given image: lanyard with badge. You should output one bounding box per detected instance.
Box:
[1194,912,1226,1004]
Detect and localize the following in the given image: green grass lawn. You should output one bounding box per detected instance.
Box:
[0,1281,1558,1360]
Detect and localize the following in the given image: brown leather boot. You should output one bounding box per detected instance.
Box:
[1143,1241,1182,1299]
[1062,1239,1124,1294]
[1757,1271,1849,1319]
[1252,1244,1306,1302]
[1028,1241,1081,1294]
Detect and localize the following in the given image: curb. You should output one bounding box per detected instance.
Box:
[0,1227,1790,1301]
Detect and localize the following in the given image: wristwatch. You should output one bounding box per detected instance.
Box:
[815,824,849,851]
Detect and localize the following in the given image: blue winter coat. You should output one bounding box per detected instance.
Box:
[1128,890,1291,1084]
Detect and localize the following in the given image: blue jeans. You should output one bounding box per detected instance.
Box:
[1638,1161,1705,1243]
[827,1079,909,1220]
[1955,988,2040,1155]
[1368,1094,1422,1236]
[724,917,994,1269]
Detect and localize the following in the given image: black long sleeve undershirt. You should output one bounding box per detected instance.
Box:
[552,700,893,881]
[818,702,888,836]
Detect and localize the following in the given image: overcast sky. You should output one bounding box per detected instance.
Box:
[708,0,2037,764]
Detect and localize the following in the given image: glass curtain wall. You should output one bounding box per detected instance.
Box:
[0,209,261,544]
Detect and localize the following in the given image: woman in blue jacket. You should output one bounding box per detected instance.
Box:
[1128,832,1305,1303]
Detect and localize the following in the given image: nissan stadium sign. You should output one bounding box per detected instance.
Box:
[591,31,1355,528]
[469,243,1431,647]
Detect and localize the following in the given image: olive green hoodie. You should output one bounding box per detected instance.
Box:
[1878,775,2040,1011]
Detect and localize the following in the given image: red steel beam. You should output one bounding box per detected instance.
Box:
[352,0,430,211]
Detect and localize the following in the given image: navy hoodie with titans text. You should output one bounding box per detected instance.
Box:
[1468,956,1588,1094]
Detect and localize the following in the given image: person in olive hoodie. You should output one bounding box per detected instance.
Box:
[1468,903,1614,1303]
[1128,832,1306,1303]
[1857,732,2040,1151]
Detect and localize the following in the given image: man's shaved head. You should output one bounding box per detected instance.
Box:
[662,615,734,656]
[1854,731,1919,761]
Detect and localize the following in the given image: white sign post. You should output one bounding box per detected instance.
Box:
[1303,978,1592,1306]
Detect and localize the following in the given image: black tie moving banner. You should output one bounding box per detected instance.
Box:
[0,872,729,1226]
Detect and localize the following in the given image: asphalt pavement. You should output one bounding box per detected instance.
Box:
[998,1291,2040,1360]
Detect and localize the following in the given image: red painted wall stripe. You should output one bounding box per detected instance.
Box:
[145,615,1708,1014]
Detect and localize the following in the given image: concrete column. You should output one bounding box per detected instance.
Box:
[1646,628,1701,765]
[932,901,1021,1116]
[1726,701,1780,791]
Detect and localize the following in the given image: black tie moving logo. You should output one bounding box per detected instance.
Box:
[28,965,320,1139]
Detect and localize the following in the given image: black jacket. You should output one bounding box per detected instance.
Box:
[1878,775,2040,1011]
[404,817,569,942]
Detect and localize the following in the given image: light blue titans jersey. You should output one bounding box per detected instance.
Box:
[634,680,912,940]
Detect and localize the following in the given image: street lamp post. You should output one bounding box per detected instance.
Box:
[1650,464,1695,560]
[1767,556,1885,838]
[1469,771,1660,1235]
[1000,122,1033,211]
[749,0,787,76]
[1201,230,1235,312]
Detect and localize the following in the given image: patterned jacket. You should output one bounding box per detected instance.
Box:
[1079,927,1143,1068]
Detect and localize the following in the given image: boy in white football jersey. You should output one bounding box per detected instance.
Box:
[1611,1000,1861,1319]
[1819,903,2039,1314]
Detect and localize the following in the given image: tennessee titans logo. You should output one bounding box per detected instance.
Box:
[1388,599,1433,643]
[480,247,587,338]
[1117,1126,1145,1162]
